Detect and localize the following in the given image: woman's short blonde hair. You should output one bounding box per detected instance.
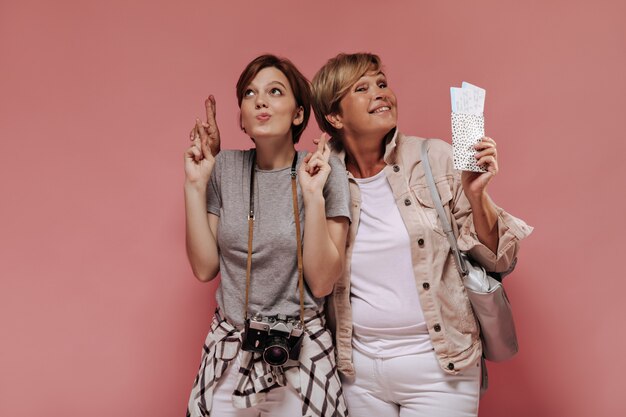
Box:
[311,53,382,149]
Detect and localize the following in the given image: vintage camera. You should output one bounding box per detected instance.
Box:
[242,313,304,366]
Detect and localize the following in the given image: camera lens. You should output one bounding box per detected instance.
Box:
[262,337,290,366]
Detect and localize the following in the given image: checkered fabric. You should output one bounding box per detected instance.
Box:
[186,310,348,417]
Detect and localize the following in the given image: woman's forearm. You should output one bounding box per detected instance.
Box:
[301,192,347,298]
[467,192,499,254]
[184,182,220,281]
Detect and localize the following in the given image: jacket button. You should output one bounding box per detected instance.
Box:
[393,165,400,172]
[434,324,441,332]
[404,198,411,206]
[447,363,455,370]
[423,282,430,290]
[418,238,424,246]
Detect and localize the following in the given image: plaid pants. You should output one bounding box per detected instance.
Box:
[186,309,348,417]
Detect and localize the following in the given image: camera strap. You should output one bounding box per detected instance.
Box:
[244,150,305,326]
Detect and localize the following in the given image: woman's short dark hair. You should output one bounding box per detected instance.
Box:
[236,54,311,144]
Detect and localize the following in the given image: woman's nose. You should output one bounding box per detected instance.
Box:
[374,86,389,101]
[254,94,268,109]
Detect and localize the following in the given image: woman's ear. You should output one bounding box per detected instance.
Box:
[239,112,246,132]
[292,106,304,126]
[325,113,343,130]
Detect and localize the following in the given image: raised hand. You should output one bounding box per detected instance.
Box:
[298,134,332,195]
[184,95,221,186]
[461,136,499,198]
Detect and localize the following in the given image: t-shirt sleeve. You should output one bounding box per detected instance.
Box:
[206,152,223,216]
[323,155,352,221]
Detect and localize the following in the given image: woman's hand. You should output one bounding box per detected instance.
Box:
[461,136,498,200]
[461,136,500,254]
[298,134,332,196]
[184,95,221,186]
[300,134,348,298]
[183,96,221,282]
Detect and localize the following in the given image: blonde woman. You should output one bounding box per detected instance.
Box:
[311,53,533,417]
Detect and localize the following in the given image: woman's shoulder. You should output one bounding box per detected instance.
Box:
[215,149,254,166]
[328,154,347,171]
[216,148,252,159]
[397,133,454,175]
[397,134,452,159]
[398,133,452,153]
[211,150,254,185]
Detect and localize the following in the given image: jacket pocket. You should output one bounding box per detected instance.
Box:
[411,180,454,237]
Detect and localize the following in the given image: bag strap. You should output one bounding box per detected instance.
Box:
[244,150,305,326]
[419,139,469,277]
[290,159,305,324]
[244,151,256,322]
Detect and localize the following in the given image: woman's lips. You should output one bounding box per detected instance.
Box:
[369,105,391,114]
[256,113,271,121]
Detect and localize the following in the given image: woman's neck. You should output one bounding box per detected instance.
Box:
[254,136,296,170]
[343,132,388,179]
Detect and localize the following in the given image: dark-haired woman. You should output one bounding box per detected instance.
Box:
[184,55,350,417]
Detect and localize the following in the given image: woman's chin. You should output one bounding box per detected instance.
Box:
[248,130,292,144]
[362,122,397,139]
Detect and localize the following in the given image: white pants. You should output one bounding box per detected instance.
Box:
[211,355,303,417]
[342,348,481,417]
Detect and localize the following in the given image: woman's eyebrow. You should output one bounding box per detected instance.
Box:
[248,80,288,89]
[358,71,386,82]
[267,81,288,89]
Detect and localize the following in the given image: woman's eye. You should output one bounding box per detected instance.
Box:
[355,85,367,92]
[270,88,283,95]
[378,82,387,88]
[244,89,255,97]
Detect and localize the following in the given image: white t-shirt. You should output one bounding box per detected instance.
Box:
[350,169,433,357]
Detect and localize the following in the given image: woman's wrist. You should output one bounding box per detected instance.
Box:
[184,179,208,195]
[466,190,489,209]
[302,189,325,206]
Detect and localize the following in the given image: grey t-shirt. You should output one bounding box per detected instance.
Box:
[207,149,351,327]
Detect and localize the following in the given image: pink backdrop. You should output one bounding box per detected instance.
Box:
[1,1,624,416]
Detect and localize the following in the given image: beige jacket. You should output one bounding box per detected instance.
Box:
[326,130,533,376]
